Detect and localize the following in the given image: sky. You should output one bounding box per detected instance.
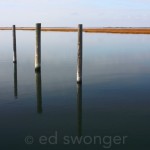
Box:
[0,0,150,27]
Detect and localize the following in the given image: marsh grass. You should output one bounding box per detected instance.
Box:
[1,27,150,34]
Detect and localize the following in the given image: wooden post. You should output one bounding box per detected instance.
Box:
[77,24,83,83]
[13,25,17,63]
[35,23,41,72]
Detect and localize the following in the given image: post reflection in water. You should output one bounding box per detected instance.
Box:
[13,63,18,99]
[77,83,82,137]
[35,72,42,114]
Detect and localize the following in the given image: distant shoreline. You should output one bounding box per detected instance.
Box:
[1,27,150,34]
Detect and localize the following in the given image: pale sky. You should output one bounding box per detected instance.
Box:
[0,0,150,27]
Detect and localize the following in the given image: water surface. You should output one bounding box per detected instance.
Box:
[0,31,150,149]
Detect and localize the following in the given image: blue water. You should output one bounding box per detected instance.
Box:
[0,31,150,149]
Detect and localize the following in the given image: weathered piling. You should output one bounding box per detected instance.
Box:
[77,83,82,136]
[77,24,83,83]
[35,72,42,113]
[12,25,17,63]
[14,63,18,98]
[35,23,41,72]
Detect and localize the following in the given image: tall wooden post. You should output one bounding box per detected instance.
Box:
[13,25,17,63]
[35,23,41,72]
[77,24,83,83]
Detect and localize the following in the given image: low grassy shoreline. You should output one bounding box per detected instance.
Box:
[1,27,150,34]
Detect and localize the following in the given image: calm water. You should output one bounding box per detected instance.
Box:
[0,31,150,149]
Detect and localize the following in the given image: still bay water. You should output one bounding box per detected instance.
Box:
[0,31,150,149]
